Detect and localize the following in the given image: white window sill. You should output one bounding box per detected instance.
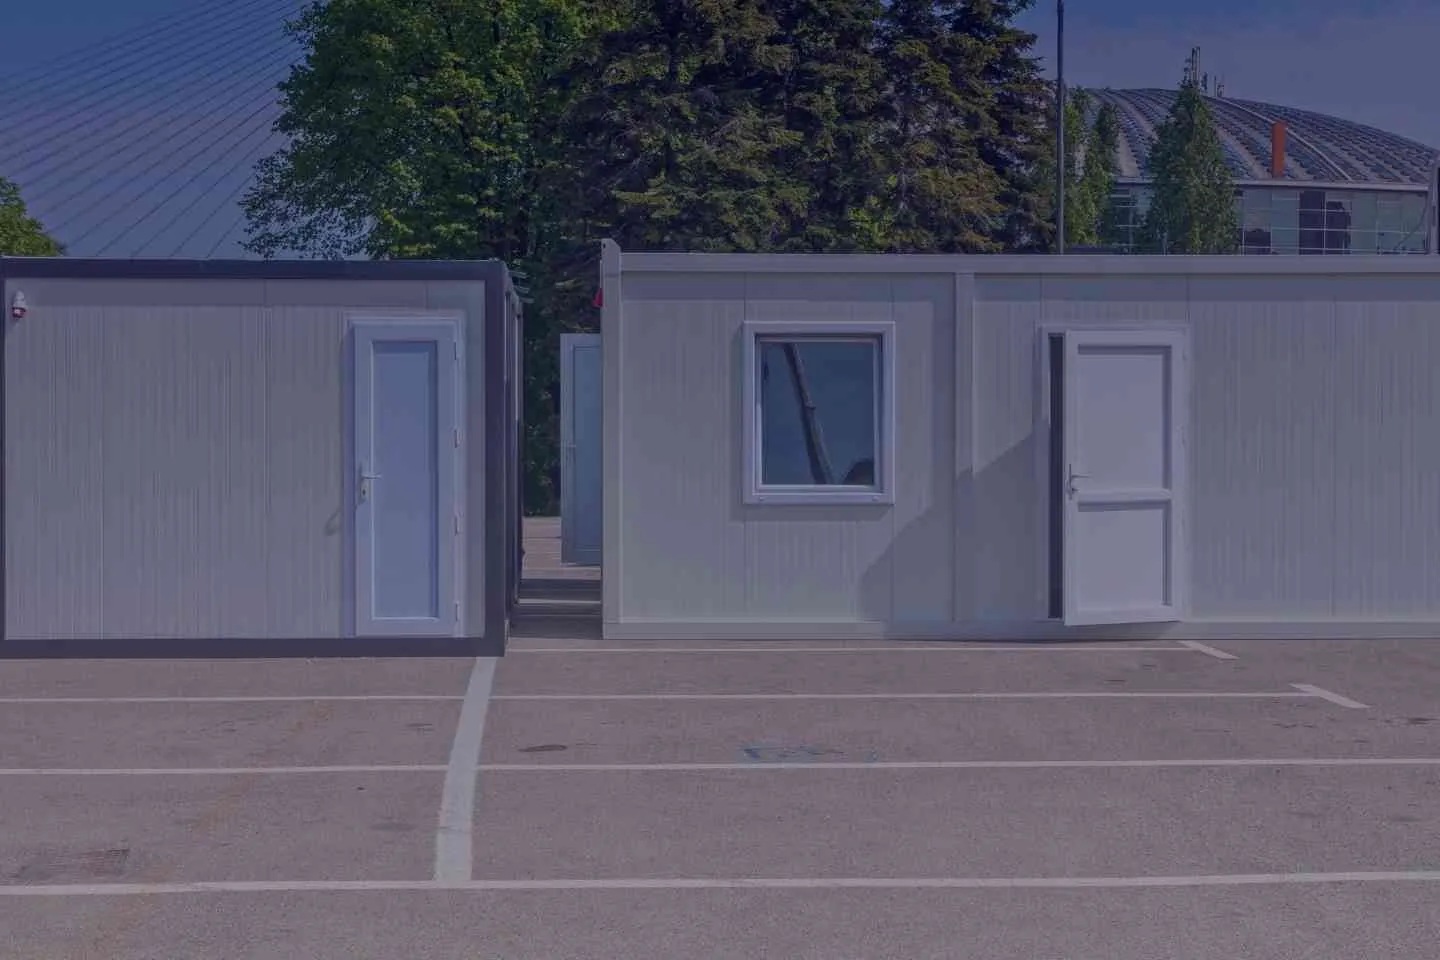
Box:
[744,488,894,506]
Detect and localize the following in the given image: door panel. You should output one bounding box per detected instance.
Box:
[561,333,602,566]
[353,321,460,636]
[1062,329,1187,625]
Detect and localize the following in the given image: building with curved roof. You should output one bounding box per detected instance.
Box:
[1088,88,1436,254]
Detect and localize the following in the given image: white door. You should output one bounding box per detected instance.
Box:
[560,333,602,566]
[1062,329,1187,625]
[352,320,461,636]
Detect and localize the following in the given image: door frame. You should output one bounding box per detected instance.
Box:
[1035,323,1189,624]
[560,332,602,566]
[347,314,465,638]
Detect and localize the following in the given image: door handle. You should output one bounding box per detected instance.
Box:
[1067,467,1088,497]
[358,467,381,503]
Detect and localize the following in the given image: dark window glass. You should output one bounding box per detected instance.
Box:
[1350,230,1380,254]
[1272,191,1300,231]
[1242,227,1272,254]
[1377,198,1404,234]
[1324,199,1352,253]
[758,338,879,487]
[1299,189,1326,254]
[1350,192,1379,233]
[1400,194,1426,227]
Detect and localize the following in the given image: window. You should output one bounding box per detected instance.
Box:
[741,320,896,505]
[1350,191,1379,233]
[1241,190,1271,231]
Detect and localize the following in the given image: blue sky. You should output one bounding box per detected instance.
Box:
[2,0,1437,258]
[1016,0,1440,148]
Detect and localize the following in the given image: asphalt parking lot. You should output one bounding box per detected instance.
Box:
[3,634,1440,959]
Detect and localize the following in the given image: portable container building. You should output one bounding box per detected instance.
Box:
[0,257,522,656]
[593,240,1440,641]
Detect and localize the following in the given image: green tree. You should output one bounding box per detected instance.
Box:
[1140,80,1237,254]
[552,0,902,254]
[946,0,1052,252]
[762,0,888,252]
[245,0,1060,507]
[1079,98,1121,245]
[1047,89,1119,249]
[0,177,63,256]
[242,0,599,260]
[241,0,611,513]
[551,0,810,254]
[868,0,1005,252]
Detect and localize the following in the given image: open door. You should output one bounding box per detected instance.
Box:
[1061,329,1187,625]
[560,333,602,566]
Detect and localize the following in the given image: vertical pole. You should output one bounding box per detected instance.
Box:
[1055,0,1066,254]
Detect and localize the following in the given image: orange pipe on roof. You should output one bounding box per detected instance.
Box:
[1271,121,1287,178]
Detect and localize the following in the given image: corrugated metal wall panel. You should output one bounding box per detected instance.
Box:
[263,306,346,638]
[1329,277,1440,617]
[887,274,955,623]
[971,277,1044,619]
[741,274,898,622]
[618,273,748,619]
[4,306,106,639]
[614,271,955,623]
[1185,277,1338,618]
[94,305,271,638]
[611,258,1440,633]
[3,276,490,643]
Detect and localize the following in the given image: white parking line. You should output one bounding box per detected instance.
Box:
[507,645,1202,654]
[491,691,1314,702]
[434,657,497,883]
[1178,641,1239,661]
[1291,684,1370,709]
[476,757,1440,772]
[4,871,1440,896]
[0,695,464,704]
[0,765,446,776]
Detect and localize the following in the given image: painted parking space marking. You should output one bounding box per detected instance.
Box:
[0,765,447,776]
[490,691,1317,702]
[474,757,1440,772]
[434,657,497,883]
[1178,641,1239,660]
[506,644,1206,654]
[483,757,1440,772]
[5,870,1440,897]
[0,695,465,704]
[1290,684,1370,709]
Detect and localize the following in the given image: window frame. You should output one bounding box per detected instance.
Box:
[740,319,897,506]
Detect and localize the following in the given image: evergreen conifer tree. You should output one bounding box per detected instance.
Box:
[1140,80,1238,254]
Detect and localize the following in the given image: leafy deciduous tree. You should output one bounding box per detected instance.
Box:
[0,177,63,256]
[1049,88,1119,248]
[242,0,606,512]
[245,0,1060,510]
[1140,80,1238,254]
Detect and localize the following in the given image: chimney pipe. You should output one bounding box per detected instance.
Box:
[1270,121,1287,178]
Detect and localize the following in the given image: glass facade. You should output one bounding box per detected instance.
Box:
[1109,184,1430,255]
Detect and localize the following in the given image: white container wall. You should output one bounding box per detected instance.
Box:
[1,258,522,655]
[601,241,1440,640]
